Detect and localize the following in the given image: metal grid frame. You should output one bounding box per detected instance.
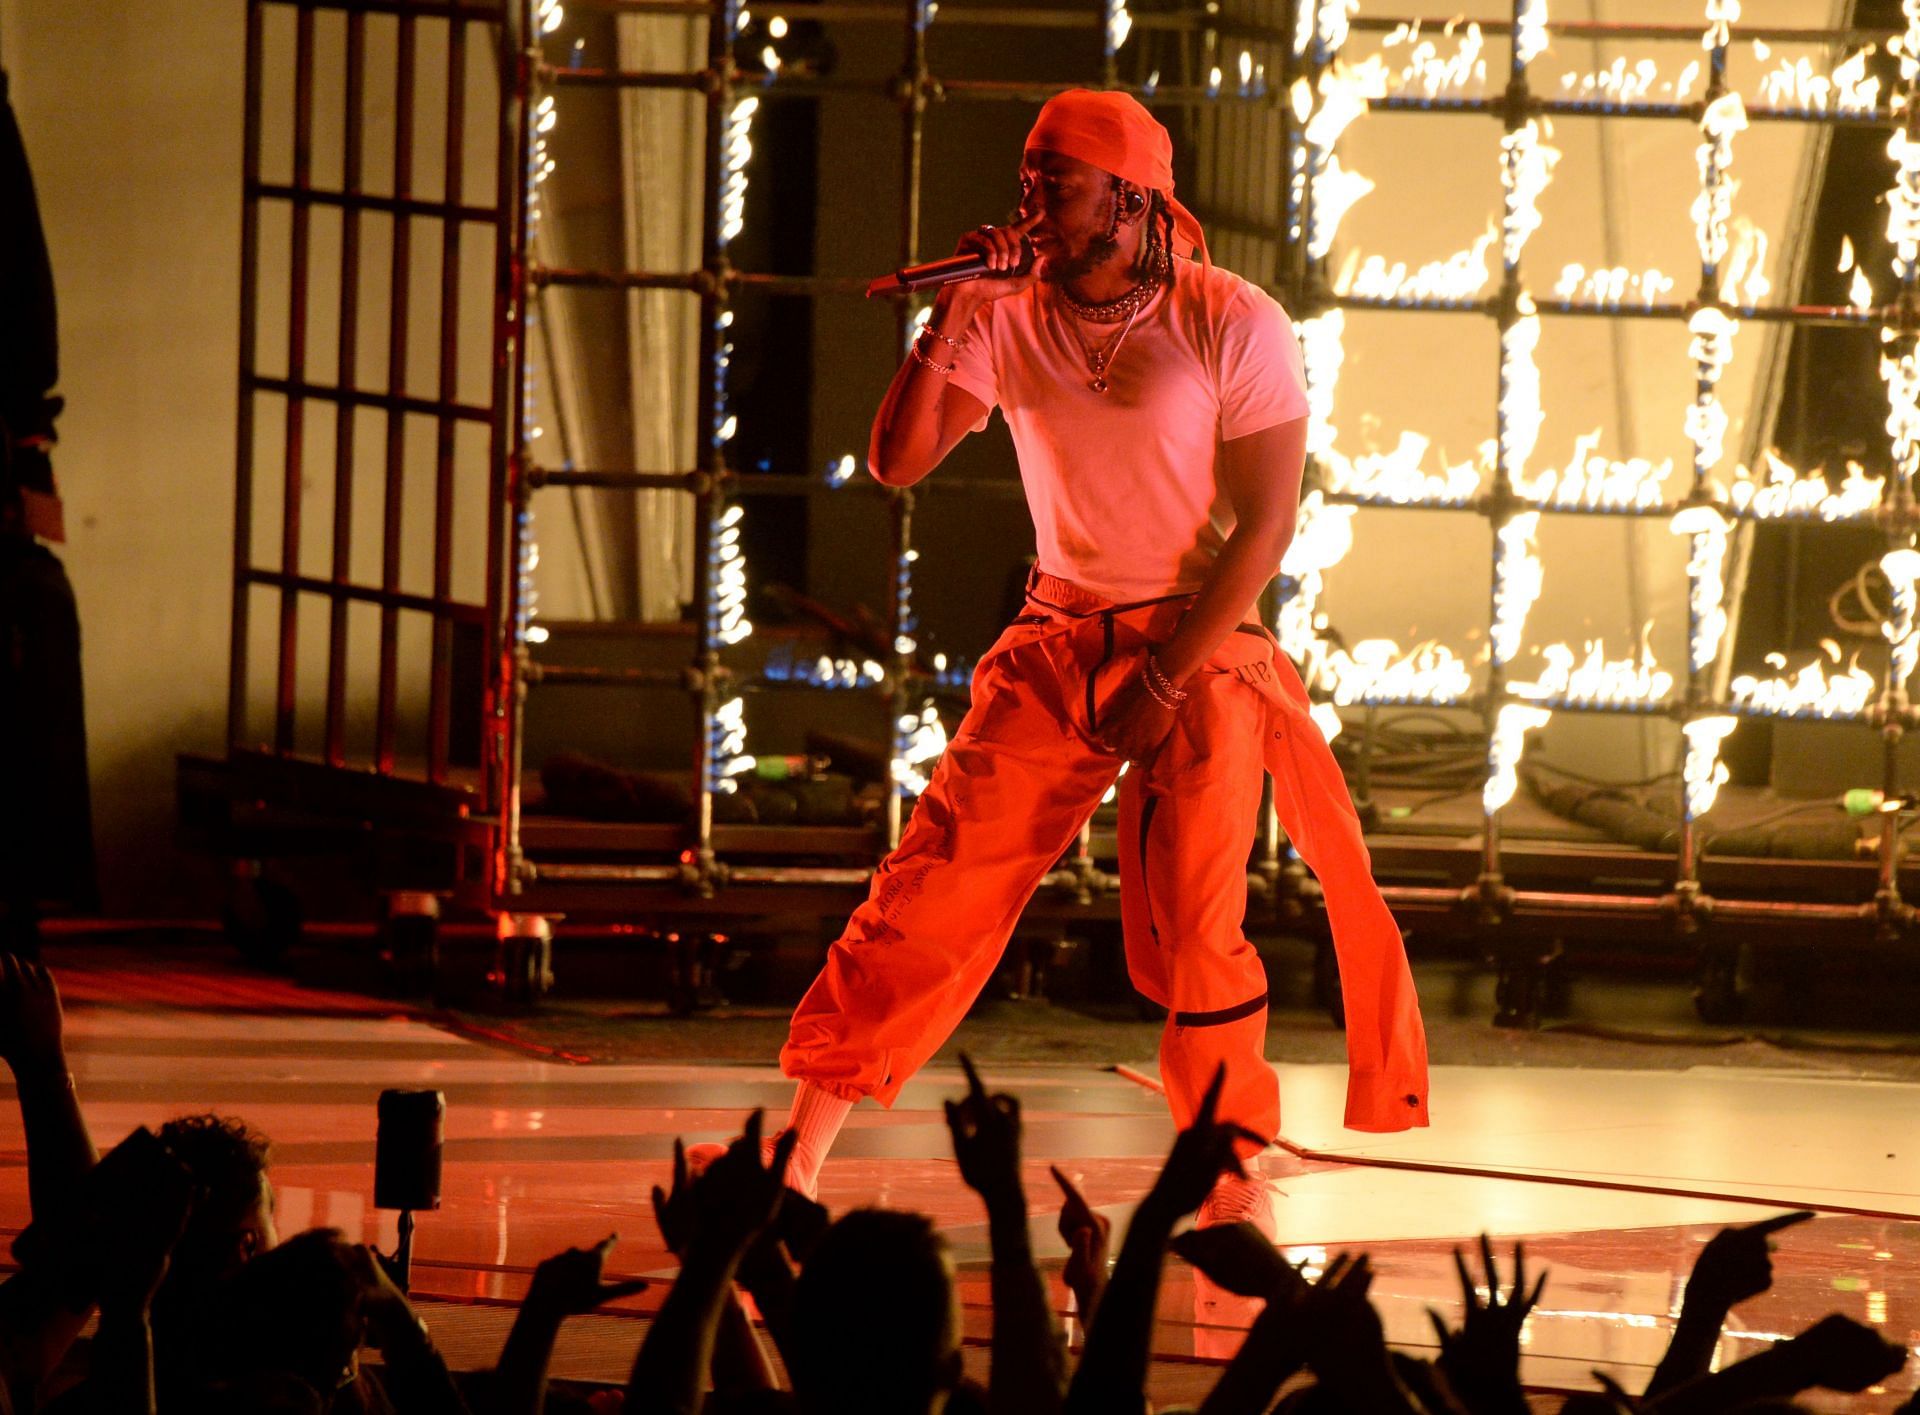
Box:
[228,0,517,800]
[499,0,1920,948]
[206,0,1920,991]
[1277,3,1919,939]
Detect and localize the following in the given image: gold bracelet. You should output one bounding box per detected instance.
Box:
[909,341,956,375]
[1145,653,1190,704]
[1140,664,1182,711]
[919,324,967,353]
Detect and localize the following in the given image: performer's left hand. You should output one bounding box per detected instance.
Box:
[1095,657,1181,765]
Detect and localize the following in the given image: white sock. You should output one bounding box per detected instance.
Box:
[784,1081,853,1188]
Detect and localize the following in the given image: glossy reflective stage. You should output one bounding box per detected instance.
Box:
[22,947,1920,1407]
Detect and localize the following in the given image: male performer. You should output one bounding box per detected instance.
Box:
[738,91,1429,1220]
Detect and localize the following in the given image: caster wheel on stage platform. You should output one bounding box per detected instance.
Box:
[223,866,302,971]
[1313,938,1346,1030]
[492,915,555,1005]
[379,894,442,999]
[1694,939,1749,1024]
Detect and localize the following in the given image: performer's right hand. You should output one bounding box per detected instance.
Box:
[950,209,1043,303]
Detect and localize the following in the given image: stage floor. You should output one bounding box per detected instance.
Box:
[17,945,1920,1409]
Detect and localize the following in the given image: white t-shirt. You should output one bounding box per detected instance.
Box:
[945,259,1309,603]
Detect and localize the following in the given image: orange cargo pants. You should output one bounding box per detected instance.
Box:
[781,571,1430,1139]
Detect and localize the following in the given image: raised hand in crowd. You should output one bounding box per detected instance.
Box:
[1051,1165,1111,1327]
[945,1053,1065,1415]
[345,1240,471,1415]
[1172,1221,1299,1304]
[627,1112,794,1415]
[1427,1236,1545,1415]
[0,956,95,1223]
[489,1235,648,1415]
[651,1136,788,1395]
[1298,1253,1428,1414]
[1646,1311,1907,1413]
[1169,1223,1311,1415]
[1064,1064,1264,1415]
[1644,1210,1813,1399]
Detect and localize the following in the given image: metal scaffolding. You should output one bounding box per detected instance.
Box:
[198,0,1920,1012]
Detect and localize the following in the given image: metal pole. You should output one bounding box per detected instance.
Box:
[428,15,473,784]
[885,0,932,851]
[499,0,538,896]
[689,0,736,883]
[325,9,369,767]
[229,0,266,750]
[275,6,318,755]
[376,8,420,773]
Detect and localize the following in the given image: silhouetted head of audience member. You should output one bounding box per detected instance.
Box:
[208,1227,363,1395]
[787,1208,963,1415]
[199,1370,326,1415]
[157,1112,276,1288]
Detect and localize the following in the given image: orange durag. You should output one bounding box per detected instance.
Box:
[1024,88,1212,267]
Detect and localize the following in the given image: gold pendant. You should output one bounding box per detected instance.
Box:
[1090,376,1109,393]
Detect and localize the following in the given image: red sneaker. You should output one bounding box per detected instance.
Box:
[682,1130,818,1201]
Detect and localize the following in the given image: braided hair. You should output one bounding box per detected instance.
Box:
[1103,177,1177,283]
[1141,189,1175,282]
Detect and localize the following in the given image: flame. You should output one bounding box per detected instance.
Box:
[720,96,759,245]
[1105,0,1131,53]
[1554,263,1676,307]
[715,503,753,646]
[1720,218,1771,305]
[1883,340,1920,485]
[1517,430,1673,511]
[1322,639,1475,707]
[1307,157,1376,262]
[1501,120,1560,269]
[1485,703,1552,813]
[1840,234,1857,273]
[1560,57,1659,105]
[1499,301,1544,481]
[891,701,949,796]
[1726,451,1883,521]
[1344,225,1496,302]
[1671,505,1730,672]
[1730,657,1876,720]
[1757,47,1881,114]
[1687,306,1739,474]
[764,647,886,689]
[1321,431,1484,506]
[1682,715,1738,820]
[1704,0,1741,52]
[1275,493,1470,707]
[1302,69,1373,260]
[1511,638,1673,707]
[1514,0,1549,68]
[1883,546,1920,695]
[1312,0,1357,56]
[1491,511,1543,666]
[1375,21,1488,100]
[1889,128,1920,282]
[712,695,753,791]
[1274,491,1356,667]
[1692,93,1748,273]
[1851,267,1876,312]
[1297,310,1346,458]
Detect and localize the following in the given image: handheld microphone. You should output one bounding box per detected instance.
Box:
[865,238,1035,298]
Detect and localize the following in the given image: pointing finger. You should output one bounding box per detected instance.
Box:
[1744,1209,1816,1237]
[958,1052,986,1101]
[1196,1062,1227,1126]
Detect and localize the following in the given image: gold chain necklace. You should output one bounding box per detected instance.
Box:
[1063,301,1141,394]
[1057,245,1173,323]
